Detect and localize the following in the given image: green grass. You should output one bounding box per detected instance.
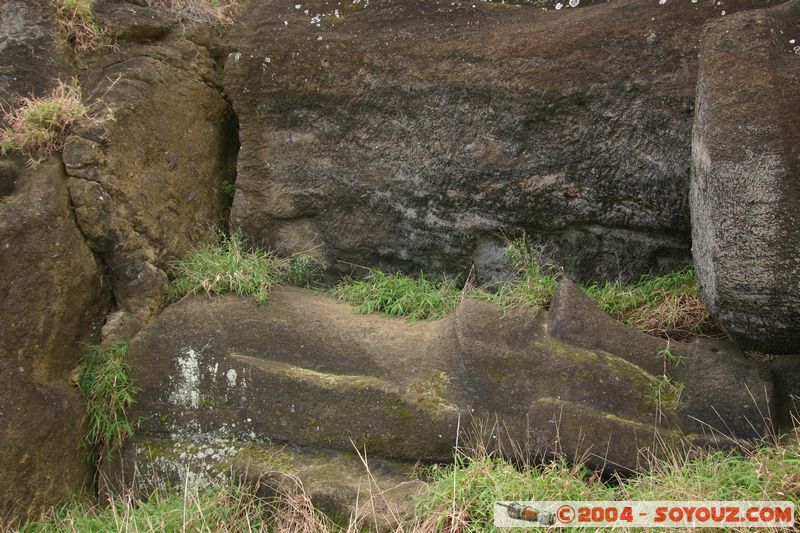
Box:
[474,237,561,308]
[583,268,712,340]
[329,270,462,321]
[415,455,616,531]
[19,483,275,532]
[76,340,137,467]
[17,436,800,531]
[328,237,712,340]
[1,80,89,166]
[166,230,324,304]
[416,438,800,532]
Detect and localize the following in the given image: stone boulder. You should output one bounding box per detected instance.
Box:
[63,0,238,325]
[224,0,781,283]
[691,0,800,354]
[119,285,775,482]
[0,1,112,523]
[0,158,110,524]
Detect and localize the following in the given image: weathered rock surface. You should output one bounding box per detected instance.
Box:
[224,0,781,283]
[63,0,238,323]
[0,0,72,99]
[0,157,110,524]
[691,0,800,354]
[121,285,776,481]
[0,2,112,522]
[102,437,424,530]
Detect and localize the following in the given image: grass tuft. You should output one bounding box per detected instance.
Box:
[329,270,462,321]
[1,80,89,166]
[475,237,562,309]
[55,0,108,54]
[76,340,137,467]
[479,236,714,340]
[166,230,324,304]
[417,436,800,532]
[415,454,615,532]
[582,267,713,340]
[328,237,712,340]
[19,481,272,532]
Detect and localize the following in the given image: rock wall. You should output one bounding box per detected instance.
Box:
[1,0,240,522]
[0,1,112,523]
[0,157,111,523]
[224,0,781,283]
[63,0,238,326]
[691,0,800,354]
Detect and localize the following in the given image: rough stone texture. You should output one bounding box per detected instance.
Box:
[550,280,781,439]
[691,0,800,354]
[0,0,72,99]
[63,0,238,323]
[0,1,112,523]
[102,437,424,531]
[122,286,774,478]
[235,446,424,530]
[0,158,111,524]
[224,0,781,283]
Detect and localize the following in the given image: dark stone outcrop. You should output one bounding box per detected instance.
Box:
[0,1,112,523]
[0,157,111,524]
[119,285,774,482]
[0,0,72,98]
[63,0,238,325]
[224,0,781,283]
[691,0,800,354]
[1,0,238,521]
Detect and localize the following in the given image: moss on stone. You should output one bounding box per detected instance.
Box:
[280,363,385,390]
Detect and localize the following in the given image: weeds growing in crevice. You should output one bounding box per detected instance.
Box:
[473,237,562,309]
[166,230,325,304]
[55,0,109,54]
[329,236,714,341]
[1,80,89,166]
[329,270,462,321]
[582,267,714,340]
[76,340,137,467]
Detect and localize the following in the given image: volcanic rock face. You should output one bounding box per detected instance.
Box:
[119,284,774,485]
[224,0,780,283]
[0,0,72,98]
[0,157,110,522]
[63,0,238,323]
[691,0,800,354]
[0,0,239,521]
[0,1,112,522]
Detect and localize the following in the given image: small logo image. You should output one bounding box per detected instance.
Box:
[556,504,575,524]
[496,502,555,526]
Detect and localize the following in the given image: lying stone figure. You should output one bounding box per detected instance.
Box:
[109,280,785,491]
